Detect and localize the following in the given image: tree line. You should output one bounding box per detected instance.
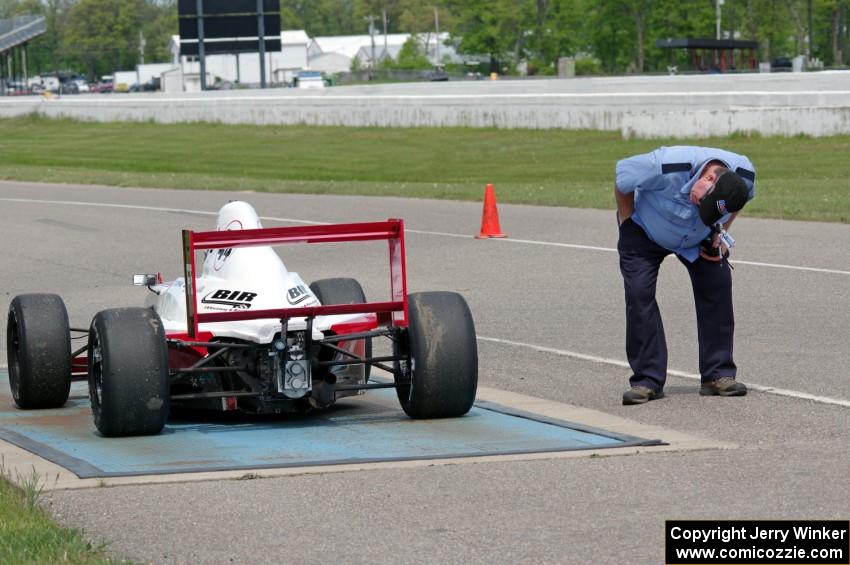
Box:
[2,0,848,79]
[289,0,849,74]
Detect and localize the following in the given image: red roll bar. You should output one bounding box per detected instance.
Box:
[181,220,409,338]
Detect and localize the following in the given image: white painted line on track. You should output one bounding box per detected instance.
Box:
[405,229,619,253]
[406,229,850,274]
[478,336,850,409]
[3,197,849,276]
[720,259,850,275]
[484,236,850,275]
[0,197,325,226]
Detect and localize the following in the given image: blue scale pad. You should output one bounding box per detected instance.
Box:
[0,374,660,478]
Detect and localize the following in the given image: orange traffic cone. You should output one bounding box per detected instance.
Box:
[475,184,507,239]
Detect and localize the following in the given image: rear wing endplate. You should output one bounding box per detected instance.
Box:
[181,220,408,338]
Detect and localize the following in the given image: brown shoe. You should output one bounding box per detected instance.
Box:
[700,377,747,397]
[622,386,664,405]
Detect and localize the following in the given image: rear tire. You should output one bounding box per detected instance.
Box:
[396,292,478,419]
[309,278,372,381]
[6,294,72,409]
[88,308,169,437]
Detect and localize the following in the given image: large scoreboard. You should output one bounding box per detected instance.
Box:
[177,0,281,56]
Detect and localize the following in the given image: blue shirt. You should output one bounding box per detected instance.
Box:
[615,146,756,262]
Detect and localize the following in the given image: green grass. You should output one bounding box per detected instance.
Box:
[0,462,122,564]
[1,115,849,222]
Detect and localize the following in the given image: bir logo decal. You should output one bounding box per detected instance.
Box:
[202,289,257,310]
[716,199,728,216]
[286,285,311,305]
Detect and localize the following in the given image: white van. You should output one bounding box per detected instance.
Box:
[295,70,325,89]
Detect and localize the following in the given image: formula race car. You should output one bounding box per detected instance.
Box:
[6,202,478,437]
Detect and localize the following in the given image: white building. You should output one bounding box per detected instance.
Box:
[167,29,310,91]
[159,30,459,91]
[308,33,445,73]
[274,29,309,84]
[137,63,175,85]
[355,44,403,66]
[281,29,309,69]
[308,52,355,74]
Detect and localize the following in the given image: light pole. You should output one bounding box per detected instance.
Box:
[807,0,813,60]
[715,0,724,40]
[434,6,441,63]
[365,15,378,80]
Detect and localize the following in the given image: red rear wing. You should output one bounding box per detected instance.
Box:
[181,220,409,338]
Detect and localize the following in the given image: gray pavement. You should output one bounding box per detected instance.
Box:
[1,181,849,564]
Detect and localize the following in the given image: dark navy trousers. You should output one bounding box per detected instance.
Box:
[617,217,736,392]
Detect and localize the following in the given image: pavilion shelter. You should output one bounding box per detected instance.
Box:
[0,15,46,95]
[656,38,759,72]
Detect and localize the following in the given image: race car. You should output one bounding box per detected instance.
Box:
[6,201,478,437]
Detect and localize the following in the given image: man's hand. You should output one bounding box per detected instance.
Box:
[699,232,729,262]
[614,187,634,226]
[699,247,728,262]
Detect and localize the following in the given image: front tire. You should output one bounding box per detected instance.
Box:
[7,294,72,409]
[88,308,169,437]
[396,292,478,419]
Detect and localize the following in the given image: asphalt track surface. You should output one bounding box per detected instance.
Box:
[1,181,849,564]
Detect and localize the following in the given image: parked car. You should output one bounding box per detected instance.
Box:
[141,77,161,92]
[129,78,160,93]
[91,80,113,93]
[56,80,79,94]
[4,81,29,93]
[771,57,793,70]
[209,79,235,90]
[420,66,449,82]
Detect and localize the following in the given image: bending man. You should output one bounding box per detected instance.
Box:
[615,146,755,405]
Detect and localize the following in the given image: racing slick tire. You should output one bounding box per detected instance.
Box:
[87,308,169,437]
[396,291,478,419]
[6,294,72,409]
[309,278,372,381]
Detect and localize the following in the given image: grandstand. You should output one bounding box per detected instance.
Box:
[0,15,46,95]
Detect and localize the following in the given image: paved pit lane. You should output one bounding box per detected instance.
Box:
[8,185,849,564]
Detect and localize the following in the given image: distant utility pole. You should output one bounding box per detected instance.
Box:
[434,6,440,63]
[196,0,207,90]
[715,0,724,40]
[807,0,813,59]
[139,30,146,65]
[257,0,266,88]
[365,14,378,79]
[382,9,387,57]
